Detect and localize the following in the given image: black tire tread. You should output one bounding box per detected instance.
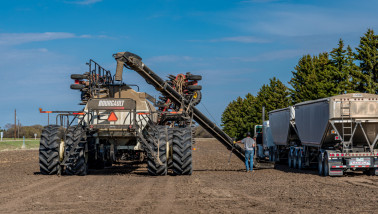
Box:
[147,126,168,176]
[318,153,323,176]
[71,74,86,80]
[187,85,202,91]
[191,90,202,106]
[187,74,202,81]
[172,127,193,175]
[70,84,85,90]
[39,125,62,175]
[65,125,88,176]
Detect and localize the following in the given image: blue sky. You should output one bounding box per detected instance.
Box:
[0,0,377,128]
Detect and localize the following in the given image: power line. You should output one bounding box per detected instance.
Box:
[200,102,220,127]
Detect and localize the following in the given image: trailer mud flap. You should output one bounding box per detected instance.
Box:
[329,169,343,176]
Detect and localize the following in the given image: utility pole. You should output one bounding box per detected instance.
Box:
[18,120,20,139]
[14,109,16,140]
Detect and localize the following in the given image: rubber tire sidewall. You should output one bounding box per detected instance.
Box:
[323,153,329,176]
[318,153,324,176]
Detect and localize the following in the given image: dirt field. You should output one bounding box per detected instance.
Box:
[0,138,377,214]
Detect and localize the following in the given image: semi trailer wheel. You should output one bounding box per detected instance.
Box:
[65,125,88,176]
[39,125,64,175]
[368,168,378,176]
[318,153,324,176]
[172,127,193,175]
[293,149,298,169]
[288,150,293,168]
[147,126,168,176]
[323,153,329,176]
[298,150,304,170]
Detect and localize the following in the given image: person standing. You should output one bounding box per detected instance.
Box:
[237,132,256,172]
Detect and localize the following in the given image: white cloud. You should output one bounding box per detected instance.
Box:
[64,0,102,5]
[210,36,270,43]
[0,32,105,46]
[0,32,76,46]
[189,36,270,44]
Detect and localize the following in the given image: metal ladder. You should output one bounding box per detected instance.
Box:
[340,101,353,152]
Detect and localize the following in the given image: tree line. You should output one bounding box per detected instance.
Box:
[1,123,43,138]
[221,29,378,140]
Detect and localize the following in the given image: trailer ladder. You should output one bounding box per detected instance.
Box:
[340,101,353,153]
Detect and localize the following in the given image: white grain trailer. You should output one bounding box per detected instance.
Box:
[269,93,378,176]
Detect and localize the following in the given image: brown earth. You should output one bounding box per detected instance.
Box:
[0,138,377,214]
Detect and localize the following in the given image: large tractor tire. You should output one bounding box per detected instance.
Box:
[39,125,64,175]
[167,128,175,169]
[147,126,168,176]
[65,125,88,176]
[172,127,193,175]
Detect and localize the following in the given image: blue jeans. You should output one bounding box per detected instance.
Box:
[245,150,254,171]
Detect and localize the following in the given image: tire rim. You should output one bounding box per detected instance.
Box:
[193,92,198,99]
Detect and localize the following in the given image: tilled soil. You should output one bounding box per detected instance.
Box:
[0,138,377,214]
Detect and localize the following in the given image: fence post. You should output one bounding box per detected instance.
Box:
[22,136,26,149]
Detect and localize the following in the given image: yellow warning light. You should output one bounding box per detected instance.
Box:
[331,130,336,134]
[193,148,196,151]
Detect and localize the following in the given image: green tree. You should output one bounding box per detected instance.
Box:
[255,77,291,122]
[289,53,341,103]
[345,45,365,92]
[330,39,349,93]
[222,78,290,140]
[242,93,259,134]
[221,96,246,139]
[355,28,378,93]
